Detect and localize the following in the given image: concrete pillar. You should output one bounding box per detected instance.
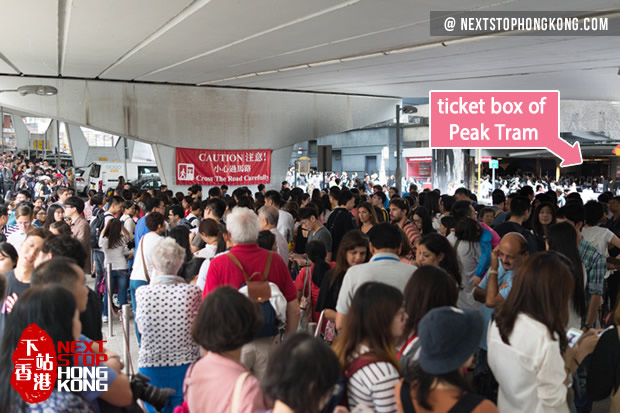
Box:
[432,149,467,195]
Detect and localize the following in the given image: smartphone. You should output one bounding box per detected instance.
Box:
[567,327,583,347]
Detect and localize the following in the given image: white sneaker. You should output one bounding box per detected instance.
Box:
[102,315,108,323]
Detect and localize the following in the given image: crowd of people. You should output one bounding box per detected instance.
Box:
[0,151,619,412]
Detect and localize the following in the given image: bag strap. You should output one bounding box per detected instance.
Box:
[345,352,385,378]
[140,240,151,284]
[262,251,273,281]
[301,265,312,298]
[225,253,250,282]
[447,393,484,413]
[230,371,249,413]
[400,380,416,413]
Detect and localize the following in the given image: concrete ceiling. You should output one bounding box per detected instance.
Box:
[1,0,620,100]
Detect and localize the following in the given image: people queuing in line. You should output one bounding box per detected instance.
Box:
[0,152,617,412]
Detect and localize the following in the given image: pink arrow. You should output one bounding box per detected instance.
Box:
[549,139,582,167]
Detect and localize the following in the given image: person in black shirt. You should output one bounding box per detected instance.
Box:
[494,196,539,253]
[326,190,357,256]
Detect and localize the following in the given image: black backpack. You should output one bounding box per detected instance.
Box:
[90,211,110,249]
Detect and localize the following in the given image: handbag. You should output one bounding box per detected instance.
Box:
[297,265,313,332]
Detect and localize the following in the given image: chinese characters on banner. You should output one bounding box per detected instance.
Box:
[176,148,271,186]
[11,324,58,403]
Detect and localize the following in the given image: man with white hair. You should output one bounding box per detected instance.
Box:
[258,205,289,263]
[203,207,299,379]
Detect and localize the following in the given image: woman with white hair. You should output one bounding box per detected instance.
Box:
[135,237,202,413]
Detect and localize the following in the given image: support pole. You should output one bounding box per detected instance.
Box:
[121,303,131,374]
[56,120,60,169]
[395,105,402,195]
[106,263,113,337]
[477,149,482,200]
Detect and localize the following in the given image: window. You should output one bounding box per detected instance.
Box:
[309,140,318,156]
[334,150,342,160]
[58,122,71,154]
[81,127,120,147]
[22,117,52,134]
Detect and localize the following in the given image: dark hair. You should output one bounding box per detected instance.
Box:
[337,190,353,206]
[421,191,440,217]
[41,236,87,269]
[520,185,534,197]
[145,211,165,231]
[198,218,220,238]
[169,204,184,219]
[450,200,473,222]
[0,285,77,411]
[144,197,162,213]
[417,234,461,286]
[494,252,574,350]
[557,203,585,225]
[532,202,556,237]
[403,266,458,340]
[492,189,506,205]
[440,215,456,234]
[257,230,276,251]
[305,240,330,287]
[43,204,64,228]
[179,257,205,284]
[206,198,226,219]
[193,286,262,353]
[333,282,403,370]
[64,196,85,214]
[265,190,281,207]
[479,207,494,219]
[439,195,455,214]
[368,222,402,250]
[412,207,436,236]
[263,333,340,413]
[31,257,80,288]
[330,230,369,287]
[50,220,72,237]
[389,197,409,214]
[91,192,104,207]
[208,187,222,198]
[101,218,125,249]
[298,207,319,220]
[168,225,192,262]
[546,222,587,317]
[454,188,469,197]
[373,190,387,204]
[584,200,604,226]
[406,359,471,410]
[0,243,18,269]
[509,196,531,218]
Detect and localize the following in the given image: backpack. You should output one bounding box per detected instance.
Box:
[225,251,287,338]
[90,211,111,249]
[179,215,197,230]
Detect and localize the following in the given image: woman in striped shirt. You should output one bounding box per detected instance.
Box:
[333,282,406,413]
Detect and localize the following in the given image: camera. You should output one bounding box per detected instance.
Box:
[130,373,175,412]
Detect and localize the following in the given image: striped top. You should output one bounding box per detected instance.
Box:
[347,346,400,413]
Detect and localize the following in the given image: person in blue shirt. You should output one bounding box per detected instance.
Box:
[134,197,165,248]
[473,232,528,403]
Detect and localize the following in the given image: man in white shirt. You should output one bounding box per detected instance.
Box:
[265,190,294,243]
[129,211,166,343]
[335,222,416,328]
[258,205,288,263]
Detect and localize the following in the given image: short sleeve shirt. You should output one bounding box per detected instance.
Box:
[308,226,333,254]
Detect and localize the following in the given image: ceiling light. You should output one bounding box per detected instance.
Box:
[0,85,58,96]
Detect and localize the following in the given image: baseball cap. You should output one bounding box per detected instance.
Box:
[417,306,483,375]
